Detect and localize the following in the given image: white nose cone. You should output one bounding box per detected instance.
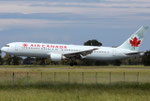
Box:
[1,47,6,52]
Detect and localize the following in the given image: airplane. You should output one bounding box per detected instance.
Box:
[1,26,149,66]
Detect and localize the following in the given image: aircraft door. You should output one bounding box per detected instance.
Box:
[15,45,18,51]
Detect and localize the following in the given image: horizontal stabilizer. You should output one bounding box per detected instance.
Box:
[125,51,144,55]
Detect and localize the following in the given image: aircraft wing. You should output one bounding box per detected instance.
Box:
[64,48,98,59]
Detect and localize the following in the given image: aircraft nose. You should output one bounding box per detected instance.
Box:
[1,47,6,52]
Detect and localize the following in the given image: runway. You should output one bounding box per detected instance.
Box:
[0,66,150,73]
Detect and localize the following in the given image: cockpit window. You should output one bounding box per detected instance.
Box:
[4,45,10,47]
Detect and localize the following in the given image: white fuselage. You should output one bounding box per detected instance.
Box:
[1,42,135,61]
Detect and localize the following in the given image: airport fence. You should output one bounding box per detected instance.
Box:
[0,72,150,86]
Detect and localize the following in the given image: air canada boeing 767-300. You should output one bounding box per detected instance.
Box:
[1,26,149,66]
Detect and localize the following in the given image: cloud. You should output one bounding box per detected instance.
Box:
[0,0,149,50]
[105,0,150,2]
[0,13,72,20]
[0,28,3,31]
[0,1,150,15]
[0,19,72,29]
[0,1,149,27]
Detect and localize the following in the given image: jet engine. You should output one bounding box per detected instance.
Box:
[50,53,66,61]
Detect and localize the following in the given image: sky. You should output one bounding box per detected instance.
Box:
[0,0,150,51]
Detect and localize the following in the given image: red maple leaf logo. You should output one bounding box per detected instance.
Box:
[23,43,28,47]
[130,37,141,47]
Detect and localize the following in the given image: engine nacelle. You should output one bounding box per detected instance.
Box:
[50,53,65,61]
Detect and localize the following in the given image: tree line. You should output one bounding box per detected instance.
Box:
[0,40,150,66]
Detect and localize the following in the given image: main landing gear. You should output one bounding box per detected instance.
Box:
[70,62,77,66]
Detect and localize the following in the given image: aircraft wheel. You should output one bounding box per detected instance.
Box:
[74,62,77,65]
[70,63,74,66]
